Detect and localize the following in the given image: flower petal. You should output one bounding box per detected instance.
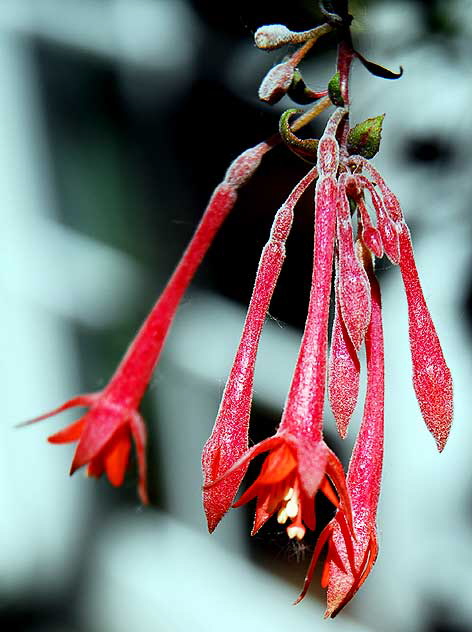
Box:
[202,166,318,533]
[295,437,329,497]
[104,428,132,487]
[18,394,97,428]
[70,405,128,475]
[129,411,149,505]
[48,418,86,444]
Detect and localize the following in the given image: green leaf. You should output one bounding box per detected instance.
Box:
[347,114,385,159]
[279,109,318,163]
[328,72,344,107]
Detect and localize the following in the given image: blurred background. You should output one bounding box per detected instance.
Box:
[1,0,472,630]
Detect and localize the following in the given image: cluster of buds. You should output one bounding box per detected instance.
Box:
[23,0,452,618]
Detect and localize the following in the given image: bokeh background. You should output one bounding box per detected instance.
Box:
[1,0,472,630]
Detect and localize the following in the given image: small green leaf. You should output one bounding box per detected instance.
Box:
[328,72,344,107]
[279,109,318,163]
[288,68,328,105]
[347,114,385,159]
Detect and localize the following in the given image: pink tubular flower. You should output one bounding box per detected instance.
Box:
[204,109,353,540]
[23,140,275,503]
[296,253,384,617]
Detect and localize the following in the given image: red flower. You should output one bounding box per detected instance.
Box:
[215,432,350,539]
[346,158,453,450]
[25,393,148,503]
[204,93,453,614]
[204,109,353,538]
[202,165,319,532]
[296,257,384,617]
[24,140,274,502]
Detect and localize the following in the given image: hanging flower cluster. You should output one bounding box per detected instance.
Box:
[203,0,453,617]
[23,0,453,618]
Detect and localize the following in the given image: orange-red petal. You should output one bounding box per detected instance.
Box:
[104,428,132,487]
[48,418,86,444]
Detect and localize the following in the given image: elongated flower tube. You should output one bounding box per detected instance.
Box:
[202,165,319,532]
[336,173,371,350]
[328,279,360,438]
[397,223,453,452]
[348,155,453,451]
[23,140,275,503]
[205,109,353,541]
[296,255,384,617]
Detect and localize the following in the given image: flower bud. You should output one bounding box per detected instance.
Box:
[258,61,294,104]
[254,24,294,50]
[328,72,344,107]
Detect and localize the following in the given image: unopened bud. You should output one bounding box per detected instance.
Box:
[258,62,294,104]
[328,72,344,107]
[254,24,294,50]
[362,226,384,259]
[347,114,385,159]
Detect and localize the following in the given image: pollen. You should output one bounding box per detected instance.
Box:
[286,498,299,519]
[287,525,305,540]
[277,507,288,524]
[284,487,294,501]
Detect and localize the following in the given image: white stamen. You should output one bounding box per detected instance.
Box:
[287,525,305,540]
[283,487,294,501]
[286,498,299,519]
[277,508,288,524]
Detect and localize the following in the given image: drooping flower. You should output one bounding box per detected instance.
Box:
[204,108,354,539]
[202,165,320,532]
[344,157,453,449]
[23,140,275,502]
[215,432,350,540]
[26,393,149,503]
[296,251,384,617]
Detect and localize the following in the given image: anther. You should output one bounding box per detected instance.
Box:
[284,487,294,501]
[287,525,305,540]
[286,498,299,519]
[277,507,288,524]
